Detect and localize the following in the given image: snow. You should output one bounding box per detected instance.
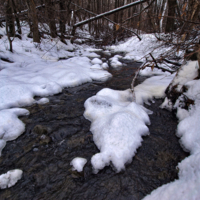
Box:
[101,62,109,69]
[176,107,189,121]
[177,104,200,154]
[109,55,123,68]
[0,108,29,155]
[91,58,103,65]
[84,88,151,173]
[70,157,87,172]
[135,74,175,105]
[0,169,23,189]
[108,34,184,71]
[81,51,100,58]
[36,98,49,105]
[108,34,167,62]
[160,61,199,111]
[168,61,199,93]
[139,67,170,76]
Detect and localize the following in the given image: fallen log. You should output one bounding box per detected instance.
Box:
[71,0,147,36]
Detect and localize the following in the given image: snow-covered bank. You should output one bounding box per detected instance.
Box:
[143,61,200,200]
[109,34,161,61]
[135,74,175,105]
[108,34,184,70]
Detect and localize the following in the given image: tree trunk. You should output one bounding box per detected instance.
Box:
[5,0,15,37]
[180,0,200,36]
[11,0,21,35]
[59,0,67,40]
[26,0,40,43]
[198,43,200,69]
[45,0,57,38]
[165,0,177,33]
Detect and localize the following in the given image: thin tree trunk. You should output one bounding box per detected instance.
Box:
[6,22,13,52]
[45,0,57,38]
[165,0,177,33]
[5,0,15,37]
[180,0,200,36]
[26,0,40,43]
[198,45,200,69]
[160,0,167,32]
[59,0,70,41]
[11,0,21,34]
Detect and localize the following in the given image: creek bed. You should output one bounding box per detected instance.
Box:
[0,54,188,200]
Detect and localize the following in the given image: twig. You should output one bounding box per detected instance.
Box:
[131,62,145,102]
[163,58,181,66]
[71,1,143,40]
[41,39,60,59]
[122,0,156,24]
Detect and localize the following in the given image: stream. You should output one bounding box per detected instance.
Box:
[0,52,188,200]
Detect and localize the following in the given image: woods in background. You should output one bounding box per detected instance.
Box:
[0,0,200,63]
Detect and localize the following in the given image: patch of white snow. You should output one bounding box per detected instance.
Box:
[84,88,151,173]
[70,157,87,172]
[0,169,23,189]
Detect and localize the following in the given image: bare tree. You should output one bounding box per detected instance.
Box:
[5,0,15,37]
[5,0,15,52]
[165,0,177,33]
[26,0,40,43]
[45,0,57,38]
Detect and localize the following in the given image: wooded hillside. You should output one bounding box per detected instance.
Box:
[1,0,200,65]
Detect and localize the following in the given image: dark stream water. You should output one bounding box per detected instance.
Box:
[0,53,188,200]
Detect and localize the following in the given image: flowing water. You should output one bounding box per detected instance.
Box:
[0,53,188,200]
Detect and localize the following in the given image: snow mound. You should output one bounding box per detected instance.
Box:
[109,55,123,68]
[0,56,112,110]
[160,61,199,110]
[0,108,29,155]
[139,67,171,76]
[168,61,199,92]
[176,79,200,154]
[91,58,103,65]
[0,169,23,189]
[144,61,200,200]
[36,98,49,105]
[70,157,87,172]
[101,63,109,69]
[135,74,174,105]
[84,88,151,173]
